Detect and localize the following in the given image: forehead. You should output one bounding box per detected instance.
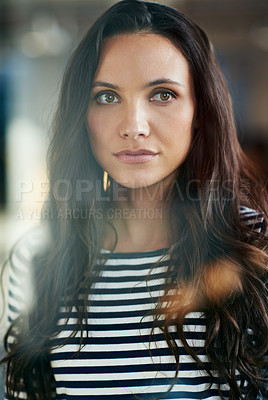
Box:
[93,33,191,85]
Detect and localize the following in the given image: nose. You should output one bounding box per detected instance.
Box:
[119,102,150,139]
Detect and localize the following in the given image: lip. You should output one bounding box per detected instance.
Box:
[114,149,158,164]
[115,149,157,156]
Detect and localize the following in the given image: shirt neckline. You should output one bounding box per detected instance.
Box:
[100,247,169,258]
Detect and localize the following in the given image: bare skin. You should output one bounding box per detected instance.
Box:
[102,179,174,252]
[86,34,196,252]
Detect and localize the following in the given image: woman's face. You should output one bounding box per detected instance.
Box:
[86,33,196,190]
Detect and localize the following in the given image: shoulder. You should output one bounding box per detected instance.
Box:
[9,223,48,265]
[239,205,266,234]
[7,224,49,323]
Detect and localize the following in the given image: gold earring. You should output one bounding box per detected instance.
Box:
[103,170,110,192]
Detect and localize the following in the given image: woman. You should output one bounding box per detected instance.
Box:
[2,0,268,399]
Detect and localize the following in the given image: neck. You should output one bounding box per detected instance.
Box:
[102,177,175,252]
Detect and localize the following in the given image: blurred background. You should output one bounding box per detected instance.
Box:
[0,0,268,257]
[0,0,268,391]
[0,0,267,390]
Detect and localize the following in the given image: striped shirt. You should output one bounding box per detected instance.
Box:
[6,206,266,399]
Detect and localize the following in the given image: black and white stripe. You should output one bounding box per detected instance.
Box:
[49,248,230,400]
[6,207,264,399]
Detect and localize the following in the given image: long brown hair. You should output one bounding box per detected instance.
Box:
[2,1,268,399]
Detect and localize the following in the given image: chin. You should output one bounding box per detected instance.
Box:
[111,174,162,190]
[117,180,153,189]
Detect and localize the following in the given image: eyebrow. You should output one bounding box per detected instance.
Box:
[145,79,183,88]
[92,81,120,90]
[91,78,183,90]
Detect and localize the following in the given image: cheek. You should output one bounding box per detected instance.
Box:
[86,109,116,145]
[87,110,99,135]
[158,111,194,146]
[86,112,105,148]
[85,119,103,166]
